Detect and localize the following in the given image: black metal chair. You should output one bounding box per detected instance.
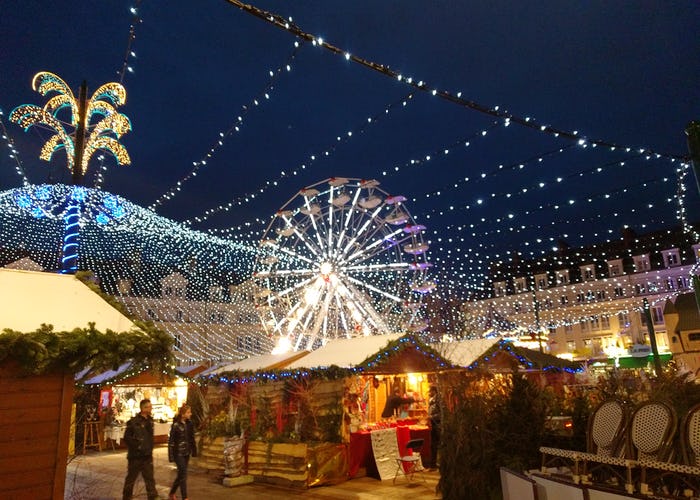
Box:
[393,438,426,483]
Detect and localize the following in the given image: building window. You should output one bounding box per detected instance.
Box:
[175,310,183,321]
[581,321,588,332]
[583,267,595,280]
[614,286,624,297]
[543,299,553,309]
[608,263,621,276]
[664,250,680,267]
[678,276,690,289]
[596,290,606,300]
[538,277,547,289]
[565,322,574,333]
[633,255,650,272]
[560,295,569,305]
[174,334,182,349]
[618,312,630,327]
[576,293,585,303]
[567,340,576,351]
[590,318,600,330]
[601,316,610,329]
[652,307,664,325]
[583,338,592,347]
[689,333,700,342]
[557,272,569,285]
[635,283,647,295]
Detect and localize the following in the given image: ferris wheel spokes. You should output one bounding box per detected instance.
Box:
[254,177,431,352]
[346,275,403,303]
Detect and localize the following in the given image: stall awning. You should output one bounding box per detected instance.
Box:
[437,338,500,367]
[286,333,405,369]
[205,350,310,375]
[0,268,135,333]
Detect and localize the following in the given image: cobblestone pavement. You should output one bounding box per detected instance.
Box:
[65,445,441,499]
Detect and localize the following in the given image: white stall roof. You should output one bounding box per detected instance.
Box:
[0,268,135,333]
[83,362,133,385]
[437,338,500,367]
[287,333,404,369]
[207,350,310,374]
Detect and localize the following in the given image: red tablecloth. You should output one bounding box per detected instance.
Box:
[348,425,431,479]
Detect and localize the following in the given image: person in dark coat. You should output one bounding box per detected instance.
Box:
[168,404,197,500]
[428,386,442,468]
[122,399,158,500]
[381,388,415,419]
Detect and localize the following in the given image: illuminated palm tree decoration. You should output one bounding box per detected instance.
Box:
[10,72,132,273]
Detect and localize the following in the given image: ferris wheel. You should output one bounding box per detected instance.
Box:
[253,177,434,353]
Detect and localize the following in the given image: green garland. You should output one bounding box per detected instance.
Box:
[0,322,174,376]
[206,364,353,386]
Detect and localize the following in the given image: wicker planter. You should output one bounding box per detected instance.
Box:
[247,441,347,488]
[194,436,226,473]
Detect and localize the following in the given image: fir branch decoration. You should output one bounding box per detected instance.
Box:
[0,322,174,376]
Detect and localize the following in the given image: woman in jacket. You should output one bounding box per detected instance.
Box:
[168,404,197,500]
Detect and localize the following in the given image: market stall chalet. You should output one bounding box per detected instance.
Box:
[440,338,582,385]
[204,333,456,485]
[0,268,171,499]
[82,362,205,446]
[195,350,312,477]
[284,333,455,480]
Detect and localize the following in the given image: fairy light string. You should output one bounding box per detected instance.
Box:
[149,41,305,212]
[224,0,687,163]
[417,144,574,204]
[377,119,502,178]
[185,91,417,226]
[117,2,143,84]
[424,164,669,224]
[0,110,30,186]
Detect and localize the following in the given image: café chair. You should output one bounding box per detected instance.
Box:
[393,438,426,484]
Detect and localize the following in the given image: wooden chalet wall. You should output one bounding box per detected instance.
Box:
[0,362,74,499]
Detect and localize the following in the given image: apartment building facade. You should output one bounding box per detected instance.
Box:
[468,230,700,359]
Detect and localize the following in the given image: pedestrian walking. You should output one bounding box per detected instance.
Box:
[168,404,197,500]
[122,399,158,500]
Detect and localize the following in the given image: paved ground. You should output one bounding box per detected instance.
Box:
[65,445,441,499]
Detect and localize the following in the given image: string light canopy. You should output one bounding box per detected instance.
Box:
[150,41,305,213]
[222,0,687,162]
[185,92,417,227]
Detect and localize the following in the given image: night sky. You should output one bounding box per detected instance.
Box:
[1,1,699,292]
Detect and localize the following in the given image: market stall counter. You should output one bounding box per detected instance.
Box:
[348,420,431,479]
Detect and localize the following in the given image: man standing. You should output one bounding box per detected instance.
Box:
[123,399,158,500]
[428,386,441,469]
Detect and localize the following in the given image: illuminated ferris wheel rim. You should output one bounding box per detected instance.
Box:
[253,176,433,353]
